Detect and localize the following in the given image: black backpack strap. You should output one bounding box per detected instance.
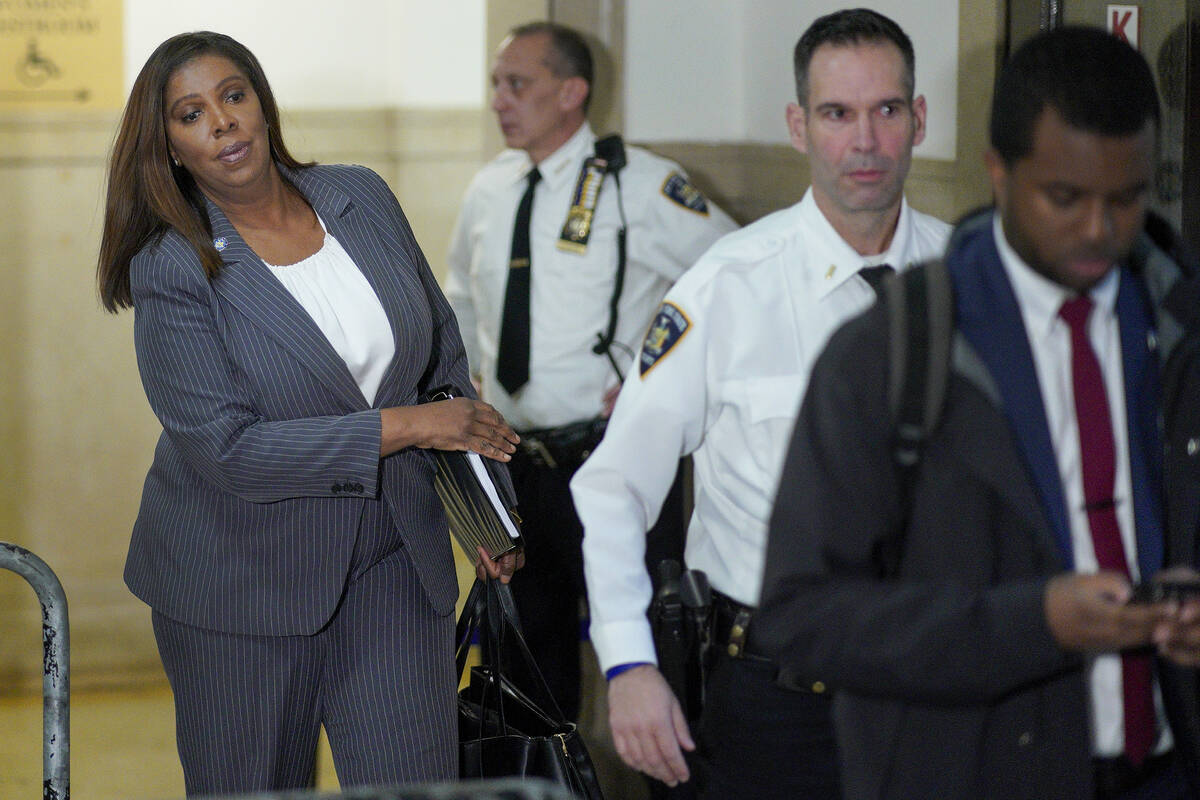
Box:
[879,259,954,574]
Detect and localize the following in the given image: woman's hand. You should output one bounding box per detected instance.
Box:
[474,545,525,584]
[380,398,519,459]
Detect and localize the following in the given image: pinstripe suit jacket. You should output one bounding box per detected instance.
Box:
[125,164,471,635]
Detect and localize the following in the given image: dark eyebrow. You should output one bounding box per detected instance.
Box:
[1040,179,1150,197]
[814,96,909,114]
[168,75,245,116]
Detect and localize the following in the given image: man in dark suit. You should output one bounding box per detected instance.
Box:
[756,26,1200,799]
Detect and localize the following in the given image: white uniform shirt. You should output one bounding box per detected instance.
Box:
[573,189,951,671]
[995,217,1172,758]
[445,122,737,429]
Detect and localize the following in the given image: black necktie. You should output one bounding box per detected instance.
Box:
[858,263,895,296]
[496,167,541,394]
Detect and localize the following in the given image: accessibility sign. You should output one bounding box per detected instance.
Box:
[0,0,122,109]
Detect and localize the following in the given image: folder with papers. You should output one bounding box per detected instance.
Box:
[422,388,523,560]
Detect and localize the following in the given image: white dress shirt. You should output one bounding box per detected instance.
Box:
[445,122,737,429]
[573,190,951,671]
[994,215,1171,758]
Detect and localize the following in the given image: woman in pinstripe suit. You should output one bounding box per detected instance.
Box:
[97,32,521,795]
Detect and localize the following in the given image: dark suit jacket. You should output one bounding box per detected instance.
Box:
[755,210,1200,799]
[125,164,474,635]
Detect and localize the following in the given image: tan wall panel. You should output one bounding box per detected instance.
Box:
[0,111,161,691]
[953,0,1006,214]
[285,108,487,279]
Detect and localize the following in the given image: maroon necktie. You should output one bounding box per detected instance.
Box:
[1059,295,1155,766]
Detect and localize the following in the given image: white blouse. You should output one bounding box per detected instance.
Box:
[264,219,395,406]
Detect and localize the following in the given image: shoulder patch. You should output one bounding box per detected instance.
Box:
[640,302,691,377]
[661,173,710,216]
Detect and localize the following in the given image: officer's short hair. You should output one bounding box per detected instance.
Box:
[510,21,594,112]
[990,26,1159,166]
[793,8,915,107]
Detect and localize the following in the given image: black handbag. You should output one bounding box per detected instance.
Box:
[455,578,605,800]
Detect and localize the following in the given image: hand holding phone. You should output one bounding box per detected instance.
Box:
[1045,573,1166,652]
[1128,568,1200,606]
[1129,575,1200,604]
[1129,569,1200,667]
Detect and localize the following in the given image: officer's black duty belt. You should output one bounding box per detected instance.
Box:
[712,590,756,660]
[712,589,829,696]
[516,417,608,470]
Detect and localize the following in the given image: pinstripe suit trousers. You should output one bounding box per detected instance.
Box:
[153,510,457,796]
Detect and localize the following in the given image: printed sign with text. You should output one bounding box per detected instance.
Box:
[0,0,123,109]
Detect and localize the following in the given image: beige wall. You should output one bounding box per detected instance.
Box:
[0,108,485,691]
[1,111,151,691]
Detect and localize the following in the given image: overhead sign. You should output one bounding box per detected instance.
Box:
[1107,5,1141,50]
[0,0,123,109]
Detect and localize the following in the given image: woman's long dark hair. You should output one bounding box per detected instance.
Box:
[97,31,311,312]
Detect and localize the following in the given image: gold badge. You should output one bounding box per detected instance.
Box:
[558,156,610,254]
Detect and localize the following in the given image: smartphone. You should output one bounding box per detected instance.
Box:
[1129,578,1200,604]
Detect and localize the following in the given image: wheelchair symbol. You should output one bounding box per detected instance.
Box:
[17,39,60,87]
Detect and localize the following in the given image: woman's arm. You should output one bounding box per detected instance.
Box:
[132,242,384,503]
[379,399,516,459]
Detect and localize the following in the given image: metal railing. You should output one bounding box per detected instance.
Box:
[0,542,69,800]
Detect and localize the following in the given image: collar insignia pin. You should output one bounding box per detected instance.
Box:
[213,237,227,251]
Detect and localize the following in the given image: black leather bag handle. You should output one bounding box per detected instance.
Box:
[455,578,568,729]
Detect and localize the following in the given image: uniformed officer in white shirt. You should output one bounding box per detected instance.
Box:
[571,9,951,797]
[445,21,736,721]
